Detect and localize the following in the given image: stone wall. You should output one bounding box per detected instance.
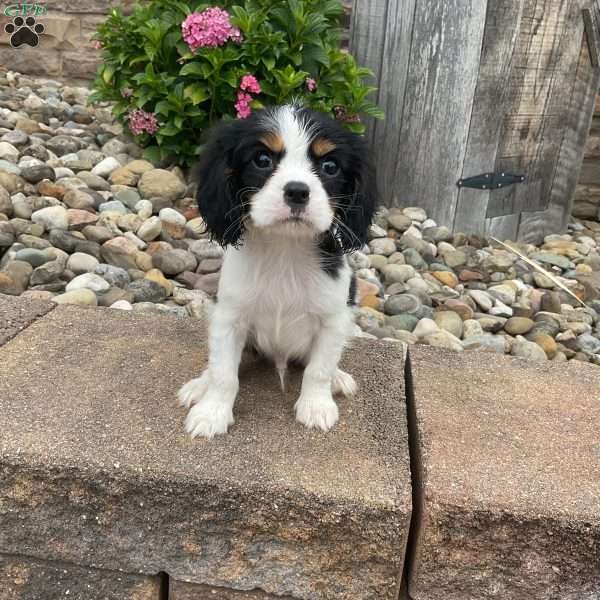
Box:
[0,1,133,81]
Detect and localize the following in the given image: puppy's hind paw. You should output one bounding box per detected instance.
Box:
[178,372,209,409]
[332,369,357,398]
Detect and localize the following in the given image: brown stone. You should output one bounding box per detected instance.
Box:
[408,346,600,600]
[430,270,458,288]
[458,269,484,282]
[110,166,139,186]
[0,307,411,600]
[0,554,160,599]
[0,293,54,347]
[441,298,474,321]
[37,180,66,200]
[528,333,558,359]
[68,208,99,231]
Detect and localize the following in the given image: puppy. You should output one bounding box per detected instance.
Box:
[178,104,376,438]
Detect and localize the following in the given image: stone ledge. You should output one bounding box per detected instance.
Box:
[0,553,160,599]
[0,304,411,600]
[407,346,600,600]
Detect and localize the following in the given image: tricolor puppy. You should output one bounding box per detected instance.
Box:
[178,104,376,438]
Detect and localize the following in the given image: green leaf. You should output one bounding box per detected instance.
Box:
[159,122,180,136]
[143,146,162,164]
[183,83,210,104]
[179,62,203,76]
[102,65,115,84]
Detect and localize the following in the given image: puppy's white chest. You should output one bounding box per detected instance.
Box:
[246,261,323,362]
[219,244,349,365]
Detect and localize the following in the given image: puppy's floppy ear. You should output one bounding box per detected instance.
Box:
[194,120,246,247]
[336,148,378,253]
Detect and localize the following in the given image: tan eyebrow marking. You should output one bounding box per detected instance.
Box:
[312,138,336,157]
[259,132,284,153]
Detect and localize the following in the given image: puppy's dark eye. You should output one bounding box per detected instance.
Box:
[253,151,273,170]
[321,159,339,176]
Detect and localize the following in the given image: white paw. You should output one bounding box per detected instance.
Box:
[178,372,210,409]
[295,393,339,432]
[184,397,235,439]
[332,369,357,398]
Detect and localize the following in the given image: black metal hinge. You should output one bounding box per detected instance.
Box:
[457,172,526,190]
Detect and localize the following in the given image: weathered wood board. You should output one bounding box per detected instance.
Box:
[351,0,600,242]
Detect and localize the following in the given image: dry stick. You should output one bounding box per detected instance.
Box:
[491,237,588,309]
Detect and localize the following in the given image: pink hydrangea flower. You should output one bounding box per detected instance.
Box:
[240,74,261,94]
[92,40,102,50]
[306,77,317,92]
[121,88,133,98]
[181,7,242,51]
[127,109,159,135]
[235,91,253,119]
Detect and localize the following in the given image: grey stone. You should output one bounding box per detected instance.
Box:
[29,260,65,286]
[14,248,51,268]
[77,171,112,191]
[20,165,55,184]
[0,261,32,295]
[0,308,411,600]
[152,249,197,276]
[95,264,130,288]
[530,252,573,270]
[128,279,168,303]
[0,186,11,217]
[511,336,548,362]
[433,311,464,339]
[46,135,81,156]
[384,293,421,316]
[369,237,396,256]
[572,333,600,355]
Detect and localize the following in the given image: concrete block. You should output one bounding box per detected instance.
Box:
[0,293,54,347]
[407,346,600,600]
[0,305,411,600]
[0,553,160,599]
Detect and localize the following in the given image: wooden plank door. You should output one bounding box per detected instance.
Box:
[455,0,600,242]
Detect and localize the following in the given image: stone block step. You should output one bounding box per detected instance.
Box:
[0,303,411,600]
[407,346,600,600]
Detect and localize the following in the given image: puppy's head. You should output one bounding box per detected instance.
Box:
[195,104,376,251]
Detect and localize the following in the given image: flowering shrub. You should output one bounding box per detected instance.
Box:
[90,0,383,166]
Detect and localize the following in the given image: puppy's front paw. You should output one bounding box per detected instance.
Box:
[184,395,235,439]
[295,393,339,432]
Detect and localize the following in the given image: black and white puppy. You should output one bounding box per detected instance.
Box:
[178,104,376,438]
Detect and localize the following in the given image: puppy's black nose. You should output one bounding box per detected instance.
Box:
[284,181,310,210]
